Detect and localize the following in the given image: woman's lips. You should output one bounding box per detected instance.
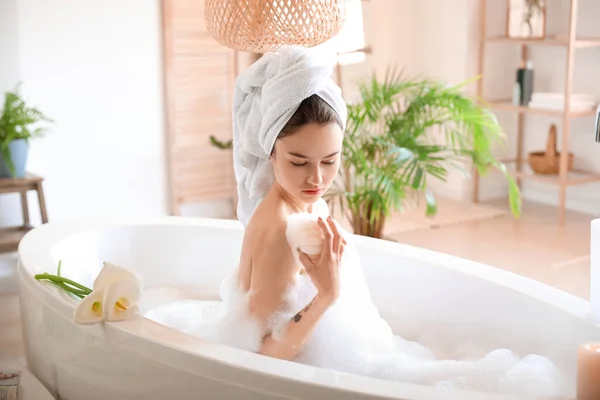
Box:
[302,188,323,195]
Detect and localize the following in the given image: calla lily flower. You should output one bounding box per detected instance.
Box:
[34,261,143,325]
[72,262,143,324]
[72,288,105,324]
[100,274,142,322]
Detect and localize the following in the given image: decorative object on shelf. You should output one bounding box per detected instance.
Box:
[323,68,521,239]
[204,0,347,53]
[515,60,534,105]
[0,83,53,178]
[507,0,546,39]
[528,124,574,175]
[512,82,521,105]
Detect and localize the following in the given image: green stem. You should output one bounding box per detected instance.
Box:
[45,280,86,299]
[34,271,128,311]
[60,282,90,296]
[34,273,93,294]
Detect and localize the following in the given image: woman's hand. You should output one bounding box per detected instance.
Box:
[297,216,347,303]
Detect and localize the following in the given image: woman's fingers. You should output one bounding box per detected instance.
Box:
[317,217,334,256]
[297,249,314,270]
[327,217,342,255]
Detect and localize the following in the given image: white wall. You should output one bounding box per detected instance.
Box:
[0,0,23,226]
[410,0,481,201]
[0,0,21,87]
[341,0,481,202]
[0,0,168,227]
[339,0,417,102]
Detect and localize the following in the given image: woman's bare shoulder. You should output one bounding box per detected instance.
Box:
[243,213,297,316]
[244,192,302,274]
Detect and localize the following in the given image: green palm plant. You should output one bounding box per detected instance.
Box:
[323,68,521,238]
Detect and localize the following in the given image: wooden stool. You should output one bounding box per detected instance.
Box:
[0,172,48,253]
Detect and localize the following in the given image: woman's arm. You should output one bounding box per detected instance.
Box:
[258,292,334,360]
[247,229,333,360]
[247,217,343,361]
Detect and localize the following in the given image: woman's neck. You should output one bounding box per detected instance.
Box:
[275,184,309,214]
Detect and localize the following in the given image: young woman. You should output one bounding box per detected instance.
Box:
[208,46,567,397]
[236,92,348,361]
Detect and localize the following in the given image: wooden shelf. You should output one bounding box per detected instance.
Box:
[0,172,48,253]
[483,35,600,49]
[509,168,600,187]
[483,100,598,118]
[487,159,600,187]
[0,225,33,253]
[473,0,600,224]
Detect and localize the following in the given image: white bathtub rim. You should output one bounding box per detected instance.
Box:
[18,215,593,322]
[17,216,589,400]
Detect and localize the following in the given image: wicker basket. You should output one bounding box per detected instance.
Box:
[527,124,574,175]
[204,0,347,53]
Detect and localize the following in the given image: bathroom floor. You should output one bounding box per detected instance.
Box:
[391,198,594,301]
[0,198,595,377]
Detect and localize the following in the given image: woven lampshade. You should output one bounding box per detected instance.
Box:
[205,0,348,53]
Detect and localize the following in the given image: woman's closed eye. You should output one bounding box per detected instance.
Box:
[291,159,337,167]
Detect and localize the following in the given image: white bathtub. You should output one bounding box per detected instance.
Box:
[16,216,599,400]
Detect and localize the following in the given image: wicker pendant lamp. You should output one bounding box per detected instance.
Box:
[204,0,348,53]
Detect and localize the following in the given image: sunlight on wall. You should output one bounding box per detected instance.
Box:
[336,0,367,65]
[315,0,366,65]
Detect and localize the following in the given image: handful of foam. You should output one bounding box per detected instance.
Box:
[286,213,325,257]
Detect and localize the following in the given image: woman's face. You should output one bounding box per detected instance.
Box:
[271,122,343,206]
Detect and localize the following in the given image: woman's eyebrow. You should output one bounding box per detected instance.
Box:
[287,151,340,159]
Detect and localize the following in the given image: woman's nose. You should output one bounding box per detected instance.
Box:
[307,166,323,185]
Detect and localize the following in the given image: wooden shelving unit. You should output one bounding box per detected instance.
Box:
[472,0,600,224]
[0,173,48,253]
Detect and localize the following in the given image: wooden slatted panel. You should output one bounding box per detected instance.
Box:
[162,0,236,215]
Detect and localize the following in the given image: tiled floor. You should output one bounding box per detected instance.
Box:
[0,199,596,384]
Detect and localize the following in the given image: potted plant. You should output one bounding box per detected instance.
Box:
[323,68,521,238]
[0,83,53,178]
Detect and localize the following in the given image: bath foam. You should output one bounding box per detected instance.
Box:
[178,200,571,398]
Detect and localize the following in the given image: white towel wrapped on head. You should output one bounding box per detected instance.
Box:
[232,45,348,228]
